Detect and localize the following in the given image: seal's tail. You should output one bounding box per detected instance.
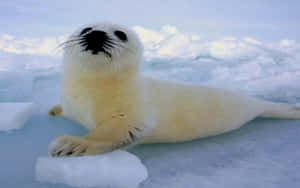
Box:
[260,101,300,119]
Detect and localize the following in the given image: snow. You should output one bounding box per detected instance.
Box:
[35,150,148,188]
[0,26,300,187]
[0,102,35,131]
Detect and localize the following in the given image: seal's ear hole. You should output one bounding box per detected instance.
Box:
[114,30,127,42]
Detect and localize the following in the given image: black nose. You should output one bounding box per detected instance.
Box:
[80,30,113,55]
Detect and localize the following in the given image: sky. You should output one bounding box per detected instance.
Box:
[1,0,300,42]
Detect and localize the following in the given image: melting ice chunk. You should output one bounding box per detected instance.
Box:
[35,150,148,188]
[0,102,35,131]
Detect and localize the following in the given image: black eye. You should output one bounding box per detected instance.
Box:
[114,30,127,42]
[80,27,92,35]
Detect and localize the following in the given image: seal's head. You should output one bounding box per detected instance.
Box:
[63,22,143,74]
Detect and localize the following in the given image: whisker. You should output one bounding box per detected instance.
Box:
[57,38,83,49]
[57,35,136,62]
[115,41,136,54]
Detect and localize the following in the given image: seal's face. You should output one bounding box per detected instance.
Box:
[63,22,143,72]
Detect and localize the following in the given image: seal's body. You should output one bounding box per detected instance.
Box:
[49,22,300,156]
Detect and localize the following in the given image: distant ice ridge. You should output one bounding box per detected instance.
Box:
[1,26,299,59]
[0,102,35,131]
[35,150,148,188]
[0,51,61,72]
[0,25,300,103]
[143,51,300,103]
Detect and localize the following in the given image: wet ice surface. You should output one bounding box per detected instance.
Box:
[134,119,300,188]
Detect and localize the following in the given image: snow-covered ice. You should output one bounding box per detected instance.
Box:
[0,102,35,131]
[0,28,300,188]
[35,150,148,188]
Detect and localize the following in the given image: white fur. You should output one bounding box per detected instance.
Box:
[49,22,300,156]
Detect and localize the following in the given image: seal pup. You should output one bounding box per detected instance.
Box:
[49,22,300,156]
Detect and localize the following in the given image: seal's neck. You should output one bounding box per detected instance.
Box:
[62,62,140,90]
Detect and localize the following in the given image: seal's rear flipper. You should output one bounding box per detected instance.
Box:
[260,102,300,119]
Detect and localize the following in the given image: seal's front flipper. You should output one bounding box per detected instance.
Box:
[49,123,144,157]
[49,135,113,157]
[48,104,64,117]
